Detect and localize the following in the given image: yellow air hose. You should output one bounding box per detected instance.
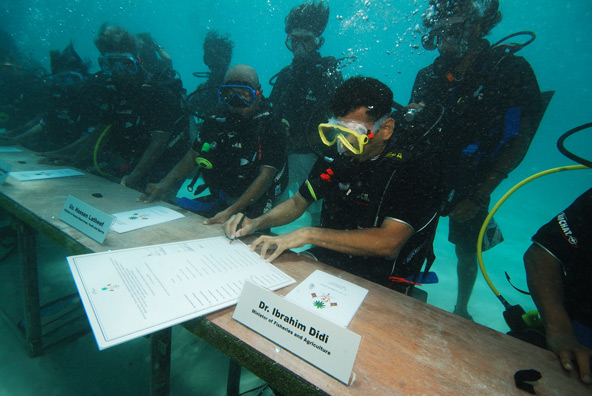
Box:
[477,164,590,306]
[93,124,112,177]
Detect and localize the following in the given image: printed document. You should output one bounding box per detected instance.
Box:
[68,236,295,349]
[285,270,368,327]
[110,206,184,233]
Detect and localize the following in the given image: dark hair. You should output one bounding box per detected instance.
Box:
[94,23,138,55]
[423,0,501,37]
[284,0,330,36]
[49,42,90,74]
[330,77,393,122]
[203,30,234,72]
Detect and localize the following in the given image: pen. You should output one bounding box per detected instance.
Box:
[230,212,246,244]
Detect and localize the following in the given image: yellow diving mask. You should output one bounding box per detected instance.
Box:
[318,114,388,155]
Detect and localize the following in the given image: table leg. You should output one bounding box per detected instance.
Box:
[150,327,172,396]
[17,220,42,357]
[227,359,241,396]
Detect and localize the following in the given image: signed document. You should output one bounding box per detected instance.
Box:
[285,270,368,327]
[68,236,295,350]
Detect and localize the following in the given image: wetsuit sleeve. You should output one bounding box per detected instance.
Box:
[409,66,433,104]
[532,188,592,267]
[258,118,287,171]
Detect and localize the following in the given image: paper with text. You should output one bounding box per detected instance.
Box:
[285,270,368,327]
[110,206,184,233]
[68,236,295,350]
[9,168,84,181]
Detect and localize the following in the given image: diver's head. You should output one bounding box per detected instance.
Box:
[46,43,89,90]
[421,0,502,59]
[219,64,262,117]
[320,77,394,162]
[203,30,234,77]
[95,23,143,81]
[284,0,329,59]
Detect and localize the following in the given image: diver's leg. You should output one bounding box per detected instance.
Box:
[454,244,477,320]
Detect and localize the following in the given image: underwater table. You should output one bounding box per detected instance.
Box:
[0,148,590,396]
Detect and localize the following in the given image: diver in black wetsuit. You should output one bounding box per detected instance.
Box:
[40,24,189,192]
[269,0,343,225]
[226,77,443,296]
[409,0,546,320]
[140,65,288,226]
[187,30,234,121]
[3,43,91,152]
[525,188,592,385]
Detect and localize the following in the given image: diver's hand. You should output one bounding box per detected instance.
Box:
[224,212,255,240]
[204,208,232,225]
[250,228,309,262]
[448,199,481,222]
[547,332,592,384]
[138,182,166,203]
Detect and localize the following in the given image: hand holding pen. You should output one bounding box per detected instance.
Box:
[225,212,254,243]
[229,213,246,244]
[224,200,253,243]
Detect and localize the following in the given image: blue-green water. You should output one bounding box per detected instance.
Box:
[2,0,591,342]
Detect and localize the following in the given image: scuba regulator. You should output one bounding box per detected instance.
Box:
[186,142,213,196]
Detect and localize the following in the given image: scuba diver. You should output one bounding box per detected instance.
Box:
[39,23,189,192]
[269,0,344,226]
[409,0,548,320]
[140,64,288,226]
[524,188,592,385]
[225,77,443,297]
[187,30,234,121]
[2,43,91,152]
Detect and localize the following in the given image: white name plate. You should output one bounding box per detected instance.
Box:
[59,195,114,244]
[233,281,361,385]
[0,159,12,185]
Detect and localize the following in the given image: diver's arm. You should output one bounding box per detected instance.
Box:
[14,123,44,146]
[204,165,278,225]
[524,244,592,384]
[225,193,310,240]
[122,130,169,188]
[251,217,413,263]
[140,148,197,203]
[3,117,42,138]
[474,116,534,199]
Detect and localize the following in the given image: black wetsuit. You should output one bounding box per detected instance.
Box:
[0,68,47,131]
[34,82,90,151]
[297,143,442,293]
[191,105,288,218]
[532,188,592,333]
[269,53,343,154]
[411,39,544,250]
[84,72,189,184]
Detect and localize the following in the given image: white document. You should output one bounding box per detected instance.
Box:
[9,168,84,180]
[0,146,22,152]
[68,236,295,350]
[285,270,368,328]
[110,206,185,233]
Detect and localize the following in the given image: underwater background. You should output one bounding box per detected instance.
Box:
[2,0,591,335]
[0,0,591,391]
